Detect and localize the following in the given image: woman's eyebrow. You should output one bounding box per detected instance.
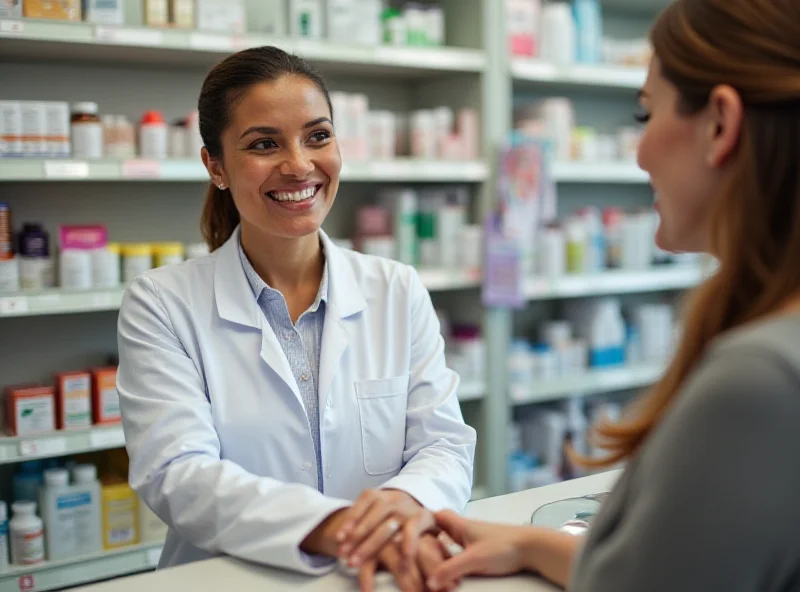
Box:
[239,117,332,139]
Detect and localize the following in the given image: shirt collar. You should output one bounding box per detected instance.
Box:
[237,236,329,311]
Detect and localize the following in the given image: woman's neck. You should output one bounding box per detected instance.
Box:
[240,223,324,295]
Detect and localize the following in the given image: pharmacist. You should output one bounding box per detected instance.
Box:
[116,45,475,587]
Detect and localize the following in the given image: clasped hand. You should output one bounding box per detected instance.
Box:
[334,489,460,592]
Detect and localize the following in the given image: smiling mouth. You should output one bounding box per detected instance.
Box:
[267,185,322,203]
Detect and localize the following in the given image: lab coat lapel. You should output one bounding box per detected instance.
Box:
[318,231,367,415]
[213,228,302,405]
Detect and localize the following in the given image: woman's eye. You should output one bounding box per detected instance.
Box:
[634,111,651,124]
[309,130,332,143]
[250,139,278,150]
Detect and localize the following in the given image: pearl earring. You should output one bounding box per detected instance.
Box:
[218,183,226,190]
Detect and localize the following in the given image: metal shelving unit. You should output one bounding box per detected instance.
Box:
[511,363,665,406]
[0,158,488,183]
[0,543,163,592]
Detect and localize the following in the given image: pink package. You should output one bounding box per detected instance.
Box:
[59,225,108,250]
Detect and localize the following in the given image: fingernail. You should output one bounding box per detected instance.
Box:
[340,544,352,555]
[336,531,347,542]
[427,578,439,590]
[349,556,361,567]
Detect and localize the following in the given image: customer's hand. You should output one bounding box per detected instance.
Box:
[426,511,533,591]
[337,489,433,568]
[358,532,459,592]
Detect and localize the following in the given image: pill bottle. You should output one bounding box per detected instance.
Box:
[9,501,44,566]
[92,243,121,288]
[19,223,54,291]
[121,244,152,283]
[139,111,168,160]
[71,102,104,159]
[152,243,184,267]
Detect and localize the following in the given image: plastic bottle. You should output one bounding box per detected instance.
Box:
[40,467,73,561]
[70,465,103,557]
[70,102,103,159]
[18,223,54,291]
[10,501,44,565]
[12,462,44,503]
[382,188,417,265]
[139,111,168,160]
[0,502,9,572]
[573,0,603,64]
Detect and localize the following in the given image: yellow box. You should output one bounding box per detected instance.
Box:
[101,481,139,550]
[23,0,81,20]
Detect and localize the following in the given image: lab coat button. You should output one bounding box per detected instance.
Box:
[300,374,309,382]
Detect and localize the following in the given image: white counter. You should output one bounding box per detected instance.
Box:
[77,472,620,592]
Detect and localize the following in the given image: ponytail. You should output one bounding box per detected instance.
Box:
[200,184,240,251]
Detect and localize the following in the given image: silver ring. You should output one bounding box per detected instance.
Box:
[386,519,401,533]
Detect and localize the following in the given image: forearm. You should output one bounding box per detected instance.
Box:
[520,528,584,589]
[301,508,350,557]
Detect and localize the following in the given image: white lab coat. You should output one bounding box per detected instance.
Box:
[117,228,476,575]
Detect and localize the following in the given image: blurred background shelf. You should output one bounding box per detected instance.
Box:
[0,426,125,465]
[0,159,489,183]
[550,161,648,184]
[511,363,666,406]
[0,19,485,75]
[0,543,163,592]
[511,59,646,90]
[523,265,706,301]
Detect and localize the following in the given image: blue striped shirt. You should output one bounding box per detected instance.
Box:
[238,239,328,492]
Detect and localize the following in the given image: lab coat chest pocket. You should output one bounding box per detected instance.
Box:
[355,375,410,476]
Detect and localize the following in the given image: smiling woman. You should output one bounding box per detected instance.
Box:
[116,45,476,592]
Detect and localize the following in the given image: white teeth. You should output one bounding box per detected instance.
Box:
[270,186,317,202]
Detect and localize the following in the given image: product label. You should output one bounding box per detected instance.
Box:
[63,375,92,428]
[106,497,136,546]
[0,20,25,34]
[0,296,28,316]
[12,530,44,564]
[101,386,121,419]
[57,492,91,510]
[19,436,66,458]
[43,161,89,179]
[16,396,55,435]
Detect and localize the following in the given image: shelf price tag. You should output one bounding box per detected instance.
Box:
[0,20,24,34]
[44,160,89,179]
[95,26,164,47]
[89,428,126,449]
[18,574,36,592]
[19,436,67,458]
[189,33,233,51]
[0,297,28,315]
[122,159,161,179]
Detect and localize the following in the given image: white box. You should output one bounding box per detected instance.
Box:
[196,0,246,33]
[170,0,194,28]
[144,0,169,26]
[44,102,71,158]
[20,101,48,157]
[325,0,356,43]
[83,0,124,25]
[355,0,381,46]
[0,101,22,158]
[247,0,286,35]
[289,0,323,39]
[0,0,23,18]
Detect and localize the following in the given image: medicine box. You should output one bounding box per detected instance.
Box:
[0,0,23,18]
[56,371,92,430]
[44,102,70,158]
[20,102,47,157]
[5,385,56,436]
[289,0,323,39]
[246,0,286,35]
[92,367,121,425]
[0,101,23,158]
[143,0,168,27]
[23,0,81,20]
[82,0,124,25]
[195,0,245,34]
[169,0,194,28]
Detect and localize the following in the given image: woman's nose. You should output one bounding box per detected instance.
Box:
[280,148,314,178]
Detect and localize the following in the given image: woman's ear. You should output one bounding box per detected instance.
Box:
[705,85,743,168]
[202,147,229,190]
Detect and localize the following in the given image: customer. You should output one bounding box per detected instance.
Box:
[426,0,800,590]
[116,46,475,592]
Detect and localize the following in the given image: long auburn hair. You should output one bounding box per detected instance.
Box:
[589,0,800,466]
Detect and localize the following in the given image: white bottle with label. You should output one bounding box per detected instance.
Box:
[0,501,9,572]
[70,465,103,557]
[10,501,44,566]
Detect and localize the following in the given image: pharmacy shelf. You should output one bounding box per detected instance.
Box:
[511,362,666,406]
[469,485,489,501]
[0,270,481,320]
[0,425,125,465]
[524,265,706,301]
[0,158,488,184]
[458,381,486,403]
[0,543,163,592]
[0,19,485,76]
[551,161,648,184]
[511,59,646,90]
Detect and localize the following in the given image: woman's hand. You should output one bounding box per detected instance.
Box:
[358,532,459,592]
[337,489,433,568]
[426,511,535,591]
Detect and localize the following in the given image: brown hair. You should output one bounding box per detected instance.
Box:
[589,0,800,466]
[198,46,332,251]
